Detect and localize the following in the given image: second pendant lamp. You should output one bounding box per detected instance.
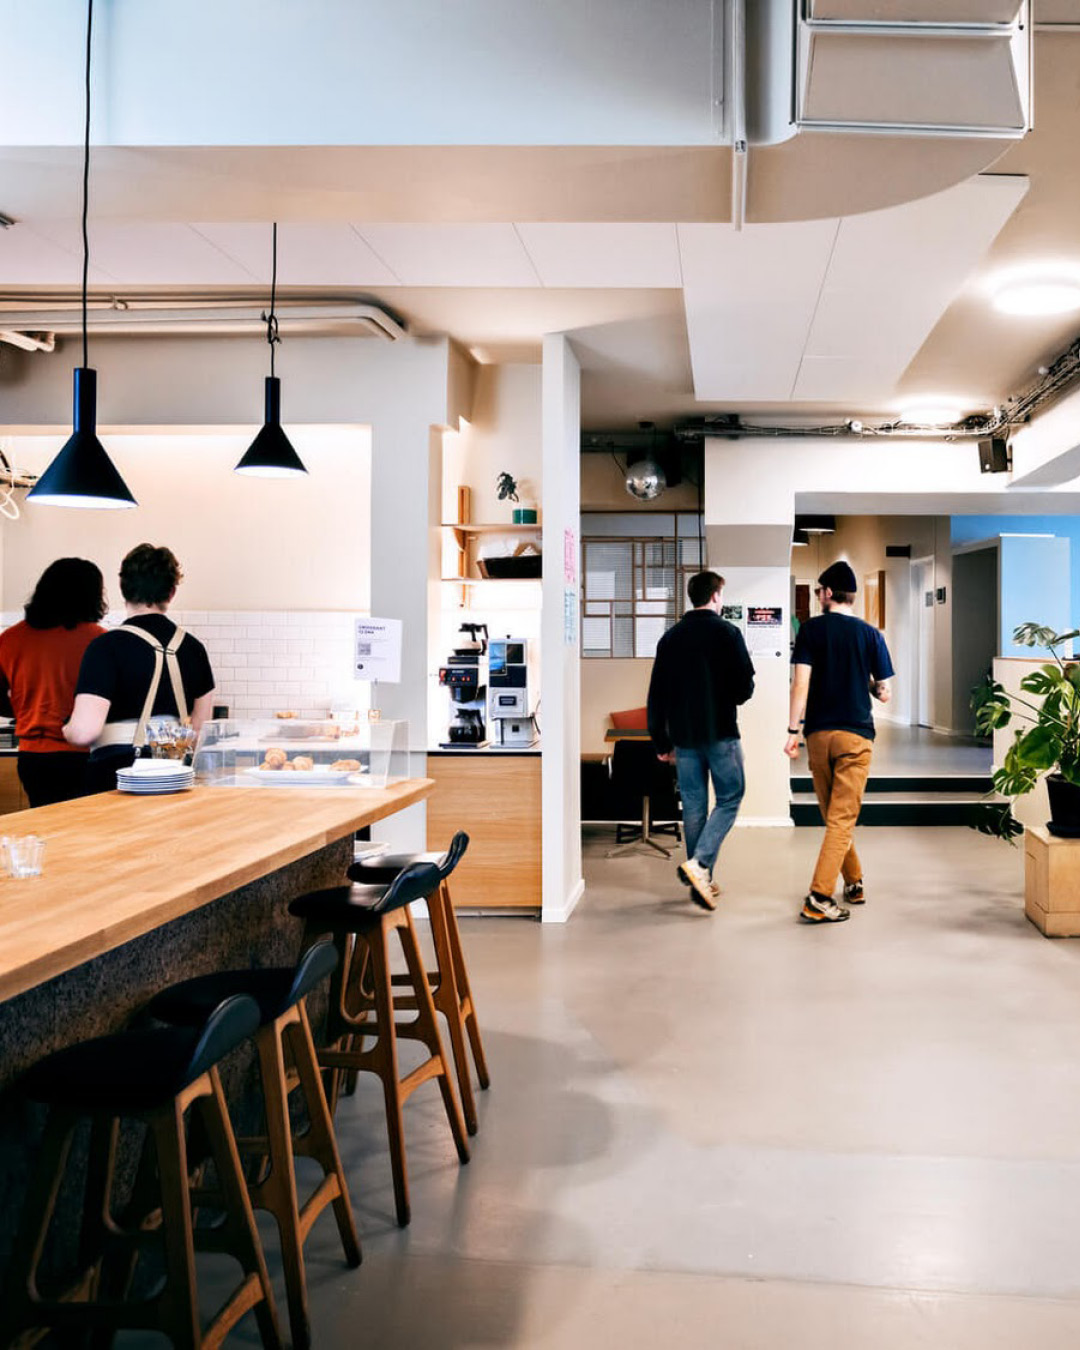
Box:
[235,223,308,478]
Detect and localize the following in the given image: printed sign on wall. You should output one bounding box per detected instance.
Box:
[354,617,402,682]
[746,605,784,658]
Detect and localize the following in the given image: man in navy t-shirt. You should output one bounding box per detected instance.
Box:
[784,560,894,925]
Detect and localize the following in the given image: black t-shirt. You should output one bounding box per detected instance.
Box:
[76,614,215,728]
[792,611,894,740]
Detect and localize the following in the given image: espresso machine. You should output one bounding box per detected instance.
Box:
[487,637,538,747]
[438,622,489,748]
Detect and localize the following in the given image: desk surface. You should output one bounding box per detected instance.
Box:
[0,779,432,1003]
[603,728,651,741]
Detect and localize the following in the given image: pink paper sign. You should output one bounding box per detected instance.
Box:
[564,528,576,583]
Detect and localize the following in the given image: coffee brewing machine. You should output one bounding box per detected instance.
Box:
[438,622,489,748]
[487,637,538,747]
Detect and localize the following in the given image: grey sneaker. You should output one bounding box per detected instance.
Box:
[843,880,865,904]
[799,892,850,924]
[677,858,718,911]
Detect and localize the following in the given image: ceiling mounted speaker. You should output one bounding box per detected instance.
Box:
[978,437,1010,474]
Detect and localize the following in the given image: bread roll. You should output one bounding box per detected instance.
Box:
[330,759,361,772]
[291,755,315,772]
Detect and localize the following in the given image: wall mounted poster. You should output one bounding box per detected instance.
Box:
[721,603,745,633]
[746,605,784,658]
[864,570,885,628]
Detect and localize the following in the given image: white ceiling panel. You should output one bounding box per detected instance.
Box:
[0,221,115,286]
[193,223,399,286]
[356,225,540,288]
[679,220,840,401]
[515,223,682,288]
[792,174,1028,402]
[27,224,257,286]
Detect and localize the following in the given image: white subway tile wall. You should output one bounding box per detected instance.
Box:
[0,609,371,721]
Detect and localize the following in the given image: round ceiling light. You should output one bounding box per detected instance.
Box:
[990,266,1080,318]
[897,399,965,426]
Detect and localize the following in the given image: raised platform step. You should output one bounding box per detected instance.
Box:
[791,774,992,796]
[791,785,997,828]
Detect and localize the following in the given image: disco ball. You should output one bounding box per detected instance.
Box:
[625,457,666,501]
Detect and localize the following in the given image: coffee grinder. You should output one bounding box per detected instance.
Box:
[438,622,489,748]
[487,636,538,747]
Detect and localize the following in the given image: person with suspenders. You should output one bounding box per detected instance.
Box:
[64,544,216,794]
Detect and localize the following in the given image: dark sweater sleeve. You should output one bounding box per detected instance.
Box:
[646,638,672,754]
[729,629,756,706]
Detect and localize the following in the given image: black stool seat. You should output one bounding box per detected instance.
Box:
[289,863,440,928]
[145,939,339,1027]
[348,849,443,886]
[20,993,259,1113]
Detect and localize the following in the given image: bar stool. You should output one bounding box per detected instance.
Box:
[0,994,282,1350]
[289,861,470,1227]
[144,938,361,1350]
[347,830,490,1135]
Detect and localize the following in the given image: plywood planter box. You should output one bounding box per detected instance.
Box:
[1024,825,1080,936]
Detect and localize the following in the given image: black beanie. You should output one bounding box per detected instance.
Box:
[818,560,857,594]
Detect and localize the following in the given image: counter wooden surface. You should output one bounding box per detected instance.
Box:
[0,779,432,1003]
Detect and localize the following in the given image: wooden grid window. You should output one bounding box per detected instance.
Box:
[581,521,704,659]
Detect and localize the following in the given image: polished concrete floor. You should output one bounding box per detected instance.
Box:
[203,818,1080,1349]
[865,722,991,777]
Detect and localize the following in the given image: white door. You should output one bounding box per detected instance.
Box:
[911,557,935,728]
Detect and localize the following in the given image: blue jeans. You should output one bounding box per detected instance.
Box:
[674,739,745,874]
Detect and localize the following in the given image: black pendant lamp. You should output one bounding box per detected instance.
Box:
[235,223,308,478]
[28,0,135,510]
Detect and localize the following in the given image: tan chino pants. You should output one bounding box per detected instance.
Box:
[806,729,874,898]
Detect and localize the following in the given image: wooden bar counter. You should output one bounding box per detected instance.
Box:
[0,779,432,1003]
[0,780,431,1272]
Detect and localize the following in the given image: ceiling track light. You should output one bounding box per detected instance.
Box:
[27,0,135,510]
[235,222,308,479]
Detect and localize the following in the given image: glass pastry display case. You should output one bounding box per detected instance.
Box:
[193,717,408,789]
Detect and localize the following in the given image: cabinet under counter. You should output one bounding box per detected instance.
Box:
[426,750,540,911]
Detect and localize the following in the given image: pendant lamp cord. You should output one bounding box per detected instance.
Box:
[81,0,93,371]
[265,221,281,378]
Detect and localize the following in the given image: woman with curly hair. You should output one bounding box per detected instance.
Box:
[0,558,108,806]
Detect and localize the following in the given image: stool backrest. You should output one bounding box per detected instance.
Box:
[185,993,261,1084]
[375,860,442,915]
[438,830,470,881]
[287,937,339,1006]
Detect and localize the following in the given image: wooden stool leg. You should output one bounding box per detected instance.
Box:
[398,910,471,1165]
[196,1068,284,1350]
[365,922,412,1227]
[427,883,479,1134]
[0,1108,80,1346]
[288,1001,362,1268]
[252,1013,312,1350]
[151,1099,202,1350]
[442,885,491,1090]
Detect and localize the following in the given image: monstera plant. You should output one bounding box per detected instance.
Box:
[971,622,1080,841]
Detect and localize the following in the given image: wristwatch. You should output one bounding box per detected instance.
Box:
[787,727,800,734]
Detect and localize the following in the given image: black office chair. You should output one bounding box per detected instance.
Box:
[606,738,681,858]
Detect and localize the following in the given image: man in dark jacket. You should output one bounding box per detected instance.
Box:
[647,570,755,910]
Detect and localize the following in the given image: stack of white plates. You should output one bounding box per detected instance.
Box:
[116,760,196,795]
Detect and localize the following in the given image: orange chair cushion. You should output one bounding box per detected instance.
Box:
[609,706,648,730]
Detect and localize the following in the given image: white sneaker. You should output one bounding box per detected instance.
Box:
[799,892,850,924]
[677,858,718,911]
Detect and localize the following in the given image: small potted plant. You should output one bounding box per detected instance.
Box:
[496,471,537,524]
[971,622,1080,840]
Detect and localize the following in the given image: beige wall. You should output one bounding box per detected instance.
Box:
[444,363,542,522]
[581,454,700,511]
[580,657,652,755]
[3,429,370,613]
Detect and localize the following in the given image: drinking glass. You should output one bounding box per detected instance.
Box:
[7,835,44,878]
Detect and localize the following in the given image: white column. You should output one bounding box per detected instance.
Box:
[540,335,583,922]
